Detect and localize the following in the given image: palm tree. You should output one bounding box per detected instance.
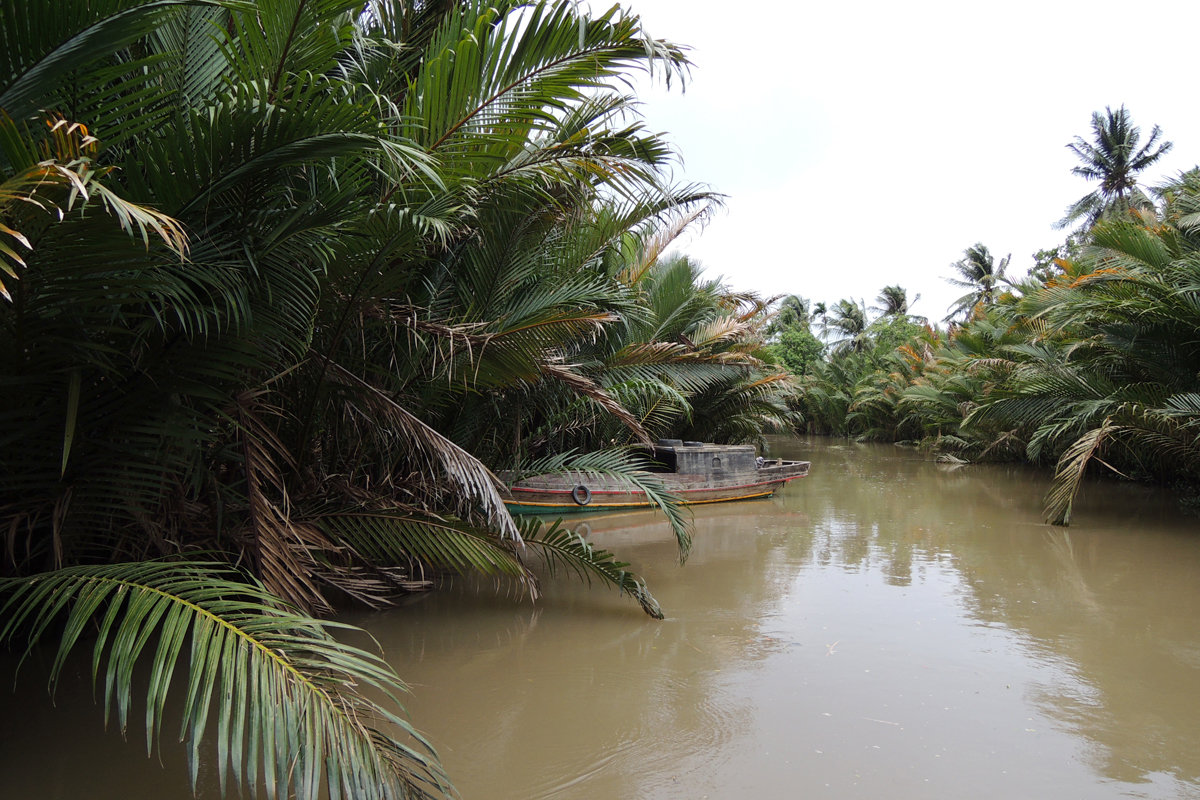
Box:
[871,284,922,319]
[0,1,707,796]
[872,285,909,317]
[1057,105,1173,231]
[810,300,828,329]
[768,294,811,337]
[823,298,869,355]
[945,243,1010,323]
[588,253,798,448]
[966,177,1200,523]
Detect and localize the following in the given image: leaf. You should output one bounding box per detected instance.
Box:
[511,447,692,563]
[318,510,533,590]
[0,561,452,800]
[522,518,663,619]
[59,369,80,477]
[320,359,522,541]
[1044,422,1120,526]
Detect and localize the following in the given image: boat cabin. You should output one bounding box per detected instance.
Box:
[636,439,758,478]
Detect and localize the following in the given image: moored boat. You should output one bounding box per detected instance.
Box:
[502,440,809,514]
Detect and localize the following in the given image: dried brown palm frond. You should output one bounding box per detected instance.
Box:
[617,205,708,287]
[321,359,520,541]
[540,361,651,444]
[234,389,333,613]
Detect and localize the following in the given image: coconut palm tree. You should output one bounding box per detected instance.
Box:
[767,294,811,336]
[872,284,927,326]
[872,285,912,317]
[810,300,828,326]
[823,298,869,355]
[944,243,1011,323]
[1057,105,1173,231]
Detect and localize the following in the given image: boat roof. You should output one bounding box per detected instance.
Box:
[648,439,754,453]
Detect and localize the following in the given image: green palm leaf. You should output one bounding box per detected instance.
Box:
[512,447,692,563]
[320,359,521,540]
[0,111,187,294]
[0,560,450,800]
[522,518,663,619]
[0,0,245,118]
[403,1,688,163]
[318,510,532,586]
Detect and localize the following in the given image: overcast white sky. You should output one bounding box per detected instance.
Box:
[588,0,1200,322]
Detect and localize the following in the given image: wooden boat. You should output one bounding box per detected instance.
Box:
[502,440,810,514]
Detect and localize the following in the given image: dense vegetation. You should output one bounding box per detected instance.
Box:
[0,1,799,797]
[772,106,1200,526]
[5,2,1195,793]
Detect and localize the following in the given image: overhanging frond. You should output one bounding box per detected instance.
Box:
[522,518,663,619]
[0,561,451,800]
[511,447,691,562]
[1044,422,1120,526]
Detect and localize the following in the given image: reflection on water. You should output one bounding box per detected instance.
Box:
[2,439,1200,799]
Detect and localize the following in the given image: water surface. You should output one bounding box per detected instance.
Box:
[3,439,1200,798]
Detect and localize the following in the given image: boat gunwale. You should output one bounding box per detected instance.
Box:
[503,489,780,511]
[505,471,807,497]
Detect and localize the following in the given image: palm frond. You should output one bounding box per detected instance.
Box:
[0,0,246,118]
[0,561,450,800]
[540,361,650,443]
[318,510,533,589]
[522,518,663,619]
[1044,422,1120,525]
[321,359,521,540]
[0,112,187,297]
[512,447,692,562]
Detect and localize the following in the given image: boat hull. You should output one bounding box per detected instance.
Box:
[502,461,809,515]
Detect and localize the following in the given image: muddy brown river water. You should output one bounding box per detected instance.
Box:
[3,438,1200,798]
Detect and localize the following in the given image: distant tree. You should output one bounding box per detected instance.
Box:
[868,313,926,355]
[1028,233,1084,285]
[871,284,920,318]
[767,294,811,339]
[765,295,823,374]
[774,327,825,375]
[945,244,1010,323]
[1057,105,1172,231]
[824,298,869,355]
[810,301,828,329]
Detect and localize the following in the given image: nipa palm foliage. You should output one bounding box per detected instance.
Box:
[786,220,1200,523]
[966,183,1200,523]
[0,0,740,795]
[560,253,801,452]
[0,561,448,799]
[791,294,934,439]
[777,115,1199,523]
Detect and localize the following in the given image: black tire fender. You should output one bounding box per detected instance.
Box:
[571,484,592,506]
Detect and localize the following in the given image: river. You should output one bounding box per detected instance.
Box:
[3,438,1200,798]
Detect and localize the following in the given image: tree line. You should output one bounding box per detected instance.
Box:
[769,105,1200,526]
